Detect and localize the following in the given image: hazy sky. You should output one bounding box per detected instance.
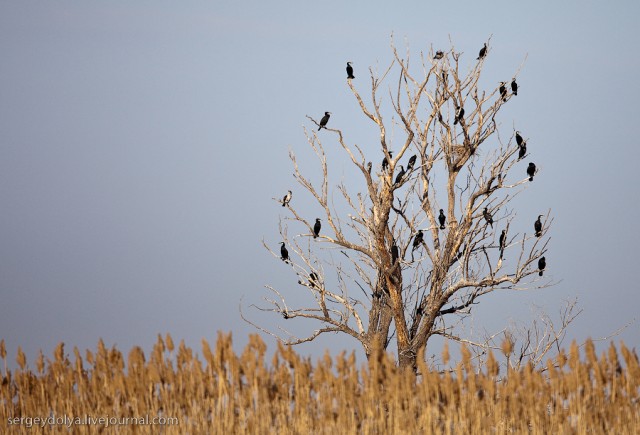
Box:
[1,1,638,366]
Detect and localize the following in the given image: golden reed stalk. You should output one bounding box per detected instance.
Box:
[1,334,638,433]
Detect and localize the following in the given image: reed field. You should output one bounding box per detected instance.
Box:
[1,333,638,434]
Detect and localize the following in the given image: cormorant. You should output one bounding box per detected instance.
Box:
[527,162,537,181]
[366,161,372,175]
[391,243,399,264]
[282,190,292,207]
[518,142,527,161]
[313,218,321,238]
[511,79,518,96]
[382,151,393,172]
[412,230,424,251]
[280,242,289,262]
[438,209,446,230]
[483,207,494,228]
[318,112,331,130]
[499,229,506,258]
[534,215,543,237]
[499,82,508,102]
[346,62,355,79]
[538,256,546,276]
[394,165,406,185]
[477,43,487,60]
[309,272,318,288]
[434,51,444,60]
[515,131,524,146]
[406,155,417,172]
[454,105,465,125]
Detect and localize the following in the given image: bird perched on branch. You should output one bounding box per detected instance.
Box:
[534,215,543,237]
[280,242,289,262]
[282,190,292,207]
[391,243,399,264]
[313,218,321,238]
[318,112,331,130]
[518,141,527,161]
[412,230,424,251]
[483,207,494,228]
[438,209,446,230]
[516,131,524,146]
[309,272,319,288]
[527,162,537,181]
[346,62,354,79]
[538,257,546,276]
[499,229,506,258]
[499,82,508,102]
[511,79,518,96]
[406,155,417,172]
[382,151,393,172]
[434,51,444,60]
[454,105,465,125]
[477,42,487,60]
[394,165,406,185]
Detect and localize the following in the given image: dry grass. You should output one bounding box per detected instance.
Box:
[1,334,638,434]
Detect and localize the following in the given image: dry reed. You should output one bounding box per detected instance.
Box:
[1,334,638,434]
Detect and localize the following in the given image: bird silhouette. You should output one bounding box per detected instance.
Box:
[394,165,406,185]
[527,162,537,181]
[483,207,494,228]
[313,218,321,238]
[346,62,355,79]
[534,215,543,237]
[280,242,289,262]
[412,230,424,251]
[538,257,546,276]
[499,81,508,101]
[282,190,292,207]
[477,42,487,60]
[382,151,393,172]
[318,112,331,130]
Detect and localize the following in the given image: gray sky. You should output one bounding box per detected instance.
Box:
[1,1,638,365]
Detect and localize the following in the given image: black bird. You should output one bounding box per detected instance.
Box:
[515,131,524,146]
[391,243,399,264]
[318,112,331,130]
[477,42,487,60]
[518,142,527,161]
[282,190,292,207]
[483,207,494,228]
[346,62,355,79]
[382,151,393,172]
[394,165,406,185]
[406,155,417,172]
[438,209,446,230]
[499,229,506,258]
[313,218,321,238]
[527,162,537,181]
[454,105,465,125]
[434,51,444,60]
[538,256,546,276]
[499,82,508,102]
[309,272,318,288]
[412,230,424,251]
[280,242,289,262]
[511,79,518,96]
[366,161,372,175]
[534,215,543,237]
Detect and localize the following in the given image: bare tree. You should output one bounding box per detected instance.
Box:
[245,39,554,370]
